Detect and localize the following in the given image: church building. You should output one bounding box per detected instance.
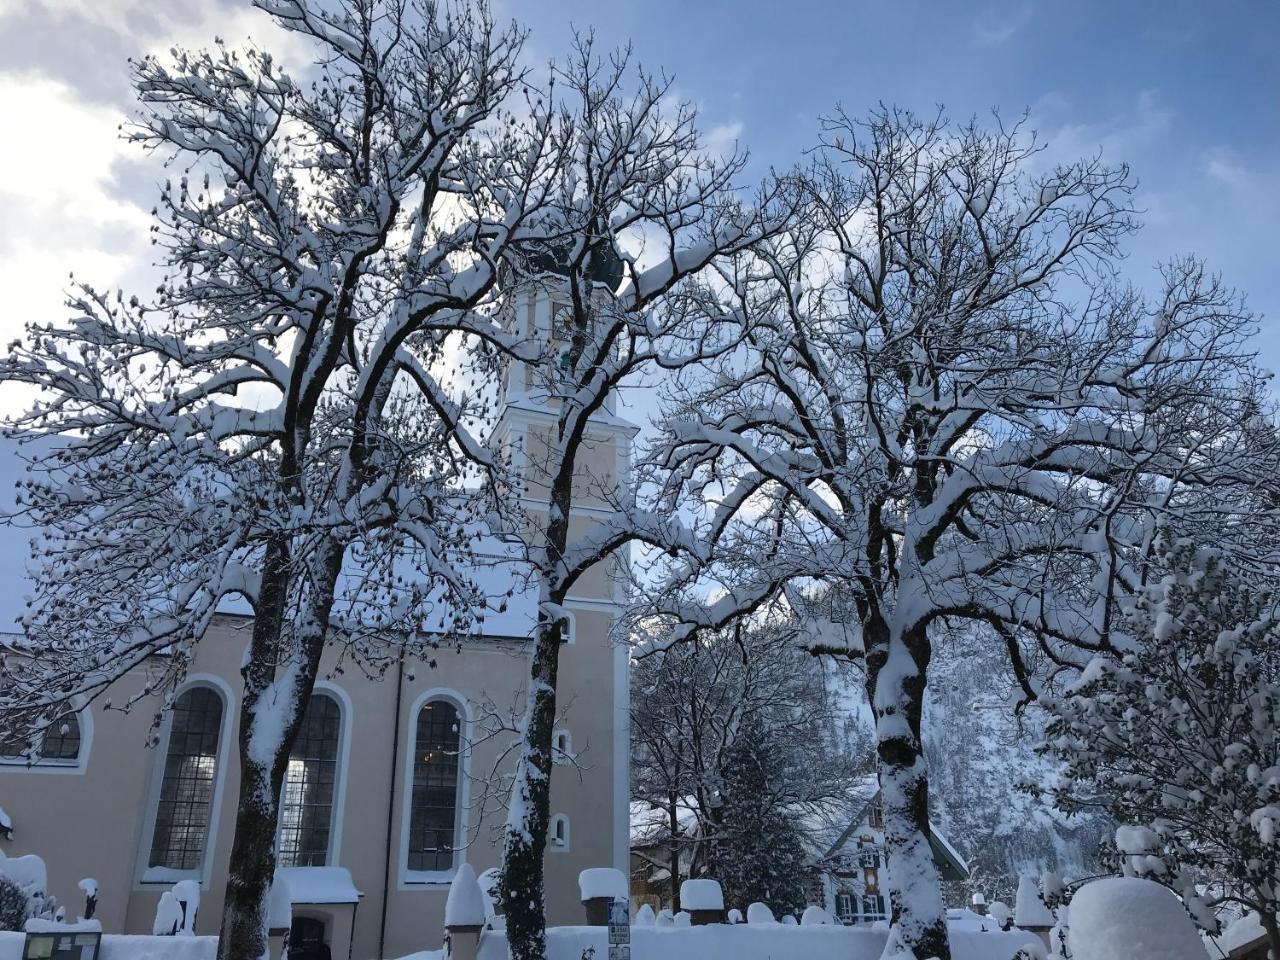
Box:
[0,261,635,960]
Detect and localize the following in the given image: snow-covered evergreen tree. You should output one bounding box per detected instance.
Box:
[708,713,813,916]
[631,619,863,910]
[1038,540,1280,958]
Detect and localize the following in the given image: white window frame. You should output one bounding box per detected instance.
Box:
[0,699,93,775]
[399,688,471,887]
[135,674,235,888]
[274,681,352,869]
[551,728,573,765]
[549,813,570,852]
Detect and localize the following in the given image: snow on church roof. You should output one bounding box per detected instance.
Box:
[0,433,538,643]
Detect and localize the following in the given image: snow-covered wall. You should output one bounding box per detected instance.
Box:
[475,924,1043,960]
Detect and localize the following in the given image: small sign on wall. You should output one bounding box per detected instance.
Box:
[22,932,102,960]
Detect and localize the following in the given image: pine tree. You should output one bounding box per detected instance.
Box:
[708,714,813,916]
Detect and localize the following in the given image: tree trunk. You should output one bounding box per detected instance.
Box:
[499,602,563,960]
[669,790,681,912]
[216,536,341,960]
[866,615,949,960]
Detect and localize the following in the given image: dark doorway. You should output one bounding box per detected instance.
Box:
[288,916,332,960]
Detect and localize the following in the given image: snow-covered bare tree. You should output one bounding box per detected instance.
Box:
[643,108,1272,959]
[1037,540,1280,958]
[0,2,564,956]
[474,38,781,960]
[630,619,862,910]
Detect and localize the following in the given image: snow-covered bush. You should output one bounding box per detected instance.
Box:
[0,875,26,932]
[1039,541,1280,955]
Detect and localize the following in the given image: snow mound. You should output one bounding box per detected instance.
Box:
[746,902,776,925]
[153,892,184,936]
[801,906,830,926]
[674,911,691,927]
[680,879,724,911]
[445,864,487,928]
[578,868,627,901]
[634,904,656,926]
[1014,875,1054,928]
[727,908,743,924]
[1066,877,1208,960]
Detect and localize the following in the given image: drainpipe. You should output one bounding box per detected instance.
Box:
[377,648,406,959]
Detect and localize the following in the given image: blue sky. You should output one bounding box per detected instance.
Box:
[0,0,1275,379]
[514,0,1280,370]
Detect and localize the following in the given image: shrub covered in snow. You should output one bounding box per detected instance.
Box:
[1038,542,1280,955]
[0,876,26,933]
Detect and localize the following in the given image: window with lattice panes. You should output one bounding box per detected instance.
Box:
[277,693,342,867]
[148,687,223,871]
[407,700,461,873]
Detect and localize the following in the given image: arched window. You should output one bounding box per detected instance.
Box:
[549,813,570,851]
[40,713,81,761]
[277,692,342,867]
[407,699,462,873]
[148,687,224,871]
[551,728,572,765]
[0,708,82,765]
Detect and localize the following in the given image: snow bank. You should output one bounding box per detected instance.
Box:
[0,933,216,960]
[446,864,487,928]
[679,879,723,911]
[474,924,1044,960]
[746,902,775,925]
[578,868,627,901]
[634,904,657,926]
[1066,877,1208,960]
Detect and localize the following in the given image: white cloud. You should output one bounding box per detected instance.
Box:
[704,121,744,158]
[0,72,150,336]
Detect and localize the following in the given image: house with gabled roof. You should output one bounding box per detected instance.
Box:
[812,775,970,925]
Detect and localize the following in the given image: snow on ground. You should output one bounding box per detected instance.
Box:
[1066,877,1208,960]
[473,924,1044,960]
[0,933,217,959]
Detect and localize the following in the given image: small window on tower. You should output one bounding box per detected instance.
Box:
[552,728,573,765]
[550,813,570,851]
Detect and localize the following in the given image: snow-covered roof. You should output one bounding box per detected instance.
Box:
[0,434,538,642]
[274,866,361,905]
[630,799,700,847]
[1206,912,1267,958]
[819,776,970,882]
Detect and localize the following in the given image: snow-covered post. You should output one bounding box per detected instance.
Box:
[679,879,724,925]
[1014,875,1055,950]
[76,879,97,922]
[445,864,487,960]
[579,869,628,927]
[265,873,292,960]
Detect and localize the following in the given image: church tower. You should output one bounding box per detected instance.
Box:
[488,245,638,882]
